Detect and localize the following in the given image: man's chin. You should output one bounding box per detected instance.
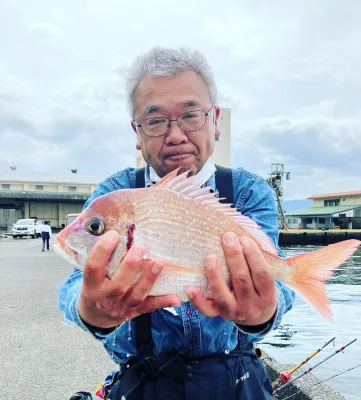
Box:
[162,162,198,177]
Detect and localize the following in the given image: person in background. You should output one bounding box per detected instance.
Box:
[41,221,52,252]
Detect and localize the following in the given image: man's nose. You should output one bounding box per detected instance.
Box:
[164,120,188,145]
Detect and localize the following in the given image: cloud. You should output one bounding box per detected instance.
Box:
[0,0,360,200]
[230,106,361,198]
[28,21,63,37]
[0,64,133,174]
[201,2,361,86]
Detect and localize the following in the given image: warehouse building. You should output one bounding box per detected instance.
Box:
[286,190,361,230]
[0,169,101,231]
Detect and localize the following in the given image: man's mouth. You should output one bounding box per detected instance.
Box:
[162,152,194,161]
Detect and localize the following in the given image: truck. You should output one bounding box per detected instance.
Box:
[65,213,80,227]
[12,219,44,239]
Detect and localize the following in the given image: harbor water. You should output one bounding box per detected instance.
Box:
[261,245,361,400]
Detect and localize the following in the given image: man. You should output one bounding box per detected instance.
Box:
[59,47,295,400]
[41,221,52,252]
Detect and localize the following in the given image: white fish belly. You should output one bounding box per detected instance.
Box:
[149,269,211,301]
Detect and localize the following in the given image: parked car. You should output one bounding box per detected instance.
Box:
[65,213,80,227]
[12,219,44,239]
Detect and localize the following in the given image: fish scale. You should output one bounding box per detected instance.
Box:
[134,189,230,268]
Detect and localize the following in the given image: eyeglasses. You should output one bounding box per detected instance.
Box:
[134,106,214,137]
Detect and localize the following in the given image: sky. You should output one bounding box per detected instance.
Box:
[0,0,360,200]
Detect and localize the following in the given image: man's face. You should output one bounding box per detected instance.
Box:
[132,70,220,178]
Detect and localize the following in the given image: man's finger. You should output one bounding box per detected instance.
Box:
[239,236,275,297]
[222,232,254,303]
[222,232,250,277]
[186,288,221,317]
[137,295,181,314]
[83,230,119,290]
[123,261,164,308]
[205,254,236,313]
[109,245,147,296]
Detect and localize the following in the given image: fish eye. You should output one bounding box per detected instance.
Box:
[85,219,105,236]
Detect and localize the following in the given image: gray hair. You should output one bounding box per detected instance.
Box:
[125,46,218,117]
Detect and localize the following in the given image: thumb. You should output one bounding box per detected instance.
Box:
[83,230,119,290]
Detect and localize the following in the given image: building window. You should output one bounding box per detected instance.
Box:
[319,218,326,224]
[68,186,77,192]
[324,199,340,207]
[36,185,44,190]
[1,183,10,189]
[305,218,313,224]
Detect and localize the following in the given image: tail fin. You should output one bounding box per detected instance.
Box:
[287,239,361,320]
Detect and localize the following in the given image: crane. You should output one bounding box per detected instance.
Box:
[266,163,290,229]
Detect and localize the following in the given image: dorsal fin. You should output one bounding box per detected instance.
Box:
[153,169,278,256]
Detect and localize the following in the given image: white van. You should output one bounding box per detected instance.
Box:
[12,219,44,239]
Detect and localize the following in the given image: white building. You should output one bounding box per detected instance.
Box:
[286,190,361,230]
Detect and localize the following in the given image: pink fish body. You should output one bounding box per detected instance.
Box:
[55,169,361,320]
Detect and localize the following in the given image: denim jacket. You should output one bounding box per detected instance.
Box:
[58,166,295,365]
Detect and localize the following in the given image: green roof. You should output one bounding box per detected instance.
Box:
[285,204,361,217]
[0,191,90,201]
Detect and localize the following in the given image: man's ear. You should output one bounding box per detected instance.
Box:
[214,106,221,140]
[131,121,142,150]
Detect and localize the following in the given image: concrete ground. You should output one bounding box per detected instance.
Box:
[0,236,116,400]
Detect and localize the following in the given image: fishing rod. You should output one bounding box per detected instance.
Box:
[273,338,357,395]
[272,336,336,390]
[311,363,361,388]
[274,363,361,400]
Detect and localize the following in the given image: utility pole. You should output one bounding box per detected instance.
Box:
[266,163,290,229]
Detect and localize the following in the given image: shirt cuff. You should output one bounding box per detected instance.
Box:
[79,316,119,336]
[73,297,123,340]
[233,306,279,338]
[233,284,285,338]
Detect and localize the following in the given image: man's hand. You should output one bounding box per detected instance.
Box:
[78,230,181,329]
[187,232,277,327]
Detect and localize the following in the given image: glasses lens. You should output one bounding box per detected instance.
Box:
[179,111,205,131]
[142,117,169,136]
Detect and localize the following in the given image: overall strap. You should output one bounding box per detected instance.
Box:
[134,167,153,360]
[135,167,145,189]
[133,165,234,361]
[215,165,234,205]
[215,166,251,350]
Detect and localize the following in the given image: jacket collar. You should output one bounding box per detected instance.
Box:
[146,158,216,187]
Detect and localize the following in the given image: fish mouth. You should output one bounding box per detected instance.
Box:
[53,242,81,267]
[54,234,81,267]
[56,230,77,256]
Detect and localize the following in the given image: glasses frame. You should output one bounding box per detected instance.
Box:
[134,105,215,137]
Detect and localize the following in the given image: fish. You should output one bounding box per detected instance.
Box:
[55,168,361,320]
